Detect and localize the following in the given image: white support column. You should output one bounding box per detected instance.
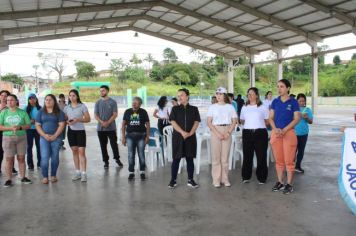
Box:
[308,41,318,115]
[274,48,283,81]
[227,59,234,93]
[249,54,255,87]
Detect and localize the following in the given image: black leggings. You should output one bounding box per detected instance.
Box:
[171,157,194,181]
[0,132,3,170]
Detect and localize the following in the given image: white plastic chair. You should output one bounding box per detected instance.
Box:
[145,128,164,172]
[162,125,173,162]
[194,127,211,175]
[229,131,244,170]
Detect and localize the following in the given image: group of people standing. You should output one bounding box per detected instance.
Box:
[0,79,313,195]
[0,85,125,187]
[158,79,313,194]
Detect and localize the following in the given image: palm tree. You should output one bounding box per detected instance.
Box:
[144,53,154,72]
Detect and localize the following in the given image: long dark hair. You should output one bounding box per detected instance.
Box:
[43,94,61,116]
[68,89,82,105]
[246,87,262,107]
[26,96,41,115]
[157,96,167,110]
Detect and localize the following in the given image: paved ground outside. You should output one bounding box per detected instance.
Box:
[0,105,355,236]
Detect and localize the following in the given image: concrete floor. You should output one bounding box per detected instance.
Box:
[0,106,356,236]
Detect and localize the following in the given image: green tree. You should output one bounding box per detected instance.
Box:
[123,67,147,83]
[333,55,341,65]
[144,53,154,71]
[163,48,178,63]
[173,71,190,85]
[351,53,356,61]
[130,54,142,67]
[342,60,356,95]
[1,73,23,85]
[75,61,96,80]
[110,59,125,77]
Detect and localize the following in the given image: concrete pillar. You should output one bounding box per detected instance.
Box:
[227,59,234,93]
[275,49,283,81]
[249,54,255,87]
[0,46,9,53]
[309,42,318,115]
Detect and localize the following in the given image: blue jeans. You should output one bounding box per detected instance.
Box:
[126,132,146,173]
[26,129,41,168]
[40,137,61,178]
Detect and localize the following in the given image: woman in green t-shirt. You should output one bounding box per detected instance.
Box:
[0,94,31,187]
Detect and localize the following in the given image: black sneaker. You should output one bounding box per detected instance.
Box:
[116,159,123,168]
[21,177,32,184]
[272,182,285,192]
[4,180,12,187]
[295,167,305,174]
[12,168,18,175]
[28,166,35,171]
[168,180,177,189]
[140,173,146,180]
[128,173,135,180]
[104,162,109,169]
[283,184,294,195]
[187,179,199,188]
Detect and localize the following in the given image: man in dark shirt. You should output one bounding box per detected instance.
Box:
[121,97,150,180]
[168,88,200,189]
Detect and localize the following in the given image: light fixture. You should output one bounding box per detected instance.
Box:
[134,32,139,37]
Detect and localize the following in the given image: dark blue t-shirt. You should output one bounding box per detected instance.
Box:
[271,96,300,129]
[35,109,65,135]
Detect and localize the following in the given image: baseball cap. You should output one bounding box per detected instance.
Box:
[216,87,227,94]
[28,93,37,99]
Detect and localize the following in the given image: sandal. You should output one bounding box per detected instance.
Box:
[42,178,49,184]
[51,176,58,183]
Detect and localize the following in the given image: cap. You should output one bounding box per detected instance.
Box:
[28,93,37,99]
[216,87,227,94]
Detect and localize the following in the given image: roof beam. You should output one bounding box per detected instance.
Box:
[2,14,257,54]
[300,0,355,26]
[215,0,323,42]
[6,26,131,45]
[2,15,141,35]
[0,1,159,20]
[158,1,286,48]
[142,15,257,54]
[131,26,234,58]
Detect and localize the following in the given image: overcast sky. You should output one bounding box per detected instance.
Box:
[0,31,355,79]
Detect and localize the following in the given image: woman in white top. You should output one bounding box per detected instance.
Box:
[264,91,274,110]
[207,87,238,188]
[240,87,269,184]
[153,96,170,135]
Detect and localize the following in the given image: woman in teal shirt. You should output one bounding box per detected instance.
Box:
[295,93,313,173]
[24,93,42,170]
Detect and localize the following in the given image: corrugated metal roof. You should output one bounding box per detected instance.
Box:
[0,0,355,58]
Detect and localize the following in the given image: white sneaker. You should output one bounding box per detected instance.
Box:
[81,174,87,182]
[72,173,81,181]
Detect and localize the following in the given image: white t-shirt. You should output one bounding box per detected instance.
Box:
[263,99,273,110]
[240,104,269,129]
[156,106,169,119]
[207,104,237,125]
